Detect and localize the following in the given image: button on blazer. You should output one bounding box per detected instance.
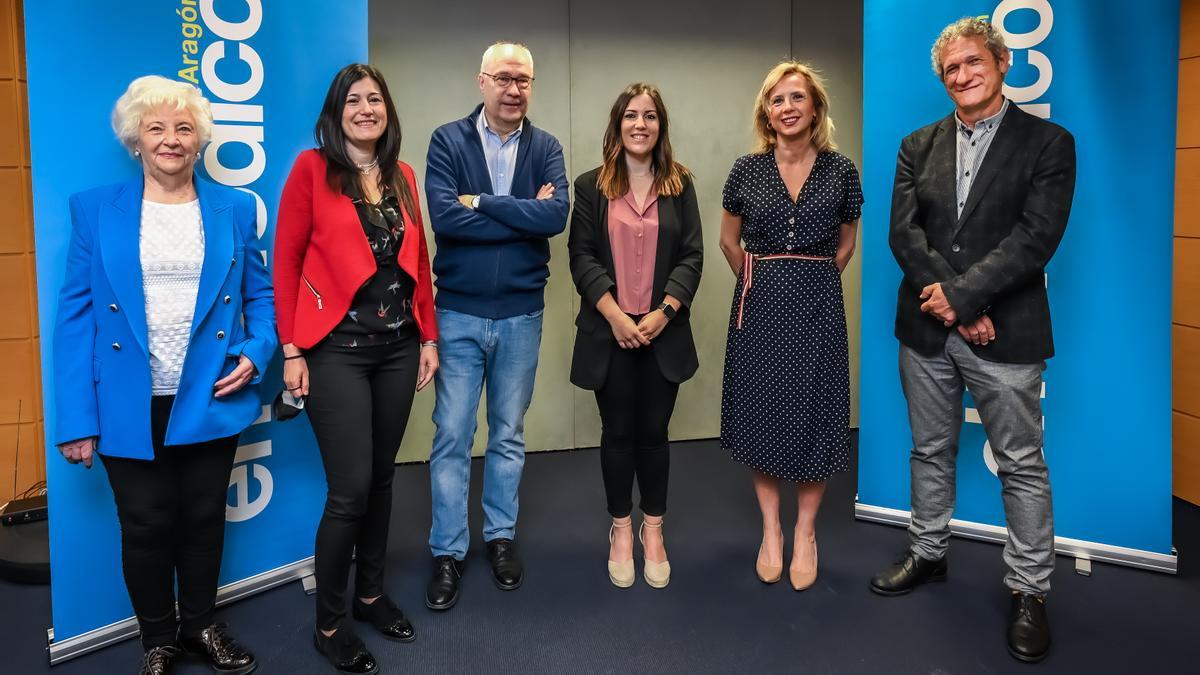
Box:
[889,104,1076,363]
[54,177,277,460]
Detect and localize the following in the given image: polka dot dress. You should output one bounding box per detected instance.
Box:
[720,151,863,481]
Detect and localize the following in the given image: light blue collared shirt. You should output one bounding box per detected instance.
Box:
[476,111,523,197]
[955,97,1009,218]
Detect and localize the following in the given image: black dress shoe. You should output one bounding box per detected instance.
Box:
[353,595,415,642]
[181,623,257,675]
[426,555,464,610]
[1008,592,1051,663]
[869,550,948,596]
[312,627,378,675]
[486,538,524,590]
[138,645,181,675]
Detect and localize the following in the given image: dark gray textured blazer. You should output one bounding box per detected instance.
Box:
[568,167,703,389]
[889,104,1076,363]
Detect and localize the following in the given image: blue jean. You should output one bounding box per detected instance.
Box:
[429,307,543,559]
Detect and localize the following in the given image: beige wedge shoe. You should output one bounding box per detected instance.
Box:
[640,520,671,589]
[608,520,635,588]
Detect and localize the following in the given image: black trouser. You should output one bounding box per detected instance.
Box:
[305,336,419,632]
[594,340,680,519]
[102,395,239,649]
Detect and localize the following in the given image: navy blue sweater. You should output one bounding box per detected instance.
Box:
[424,104,570,318]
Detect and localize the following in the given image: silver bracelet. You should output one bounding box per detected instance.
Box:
[420,341,438,349]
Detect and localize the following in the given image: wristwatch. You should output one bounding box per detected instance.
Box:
[470,195,481,210]
[657,302,676,321]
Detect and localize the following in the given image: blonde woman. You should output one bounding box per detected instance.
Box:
[717,62,862,591]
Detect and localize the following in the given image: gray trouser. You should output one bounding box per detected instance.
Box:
[899,336,1054,595]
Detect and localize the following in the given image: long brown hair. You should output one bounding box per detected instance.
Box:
[314,63,418,219]
[597,83,690,200]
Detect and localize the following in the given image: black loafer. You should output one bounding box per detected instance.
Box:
[426,555,464,610]
[353,595,415,642]
[312,627,378,675]
[180,623,256,675]
[1008,592,1051,663]
[138,645,181,675]
[486,538,524,590]
[869,550,947,596]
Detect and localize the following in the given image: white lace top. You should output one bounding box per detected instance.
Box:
[140,199,204,396]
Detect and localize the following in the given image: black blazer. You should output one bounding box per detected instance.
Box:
[889,104,1076,363]
[568,167,704,389]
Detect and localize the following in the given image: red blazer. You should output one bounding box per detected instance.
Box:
[274,149,437,349]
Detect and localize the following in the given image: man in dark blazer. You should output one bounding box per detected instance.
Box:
[868,18,1076,664]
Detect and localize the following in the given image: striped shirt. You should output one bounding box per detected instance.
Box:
[955,97,1010,218]
[476,111,522,196]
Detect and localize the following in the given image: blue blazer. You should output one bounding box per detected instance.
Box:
[53,177,277,460]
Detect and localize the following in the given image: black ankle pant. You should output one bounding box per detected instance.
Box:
[305,336,419,631]
[594,341,680,519]
[102,395,239,648]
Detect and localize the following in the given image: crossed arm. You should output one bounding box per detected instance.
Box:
[425,130,570,243]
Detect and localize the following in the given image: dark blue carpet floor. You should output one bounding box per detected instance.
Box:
[3,434,1197,673]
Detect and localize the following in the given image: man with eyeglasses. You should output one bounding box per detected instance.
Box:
[423,41,569,611]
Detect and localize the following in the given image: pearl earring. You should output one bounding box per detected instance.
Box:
[134,149,141,157]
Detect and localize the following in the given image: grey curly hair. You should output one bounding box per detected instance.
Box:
[931,17,1008,80]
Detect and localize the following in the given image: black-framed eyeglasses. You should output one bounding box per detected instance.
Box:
[481,72,534,90]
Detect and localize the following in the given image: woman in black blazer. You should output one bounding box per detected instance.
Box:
[568,83,703,590]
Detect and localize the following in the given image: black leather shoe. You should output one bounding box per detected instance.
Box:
[181,623,257,675]
[138,645,181,675]
[353,595,415,642]
[425,555,464,610]
[312,627,378,675]
[1008,592,1051,663]
[869,550,947,596]
[486,538,524,590]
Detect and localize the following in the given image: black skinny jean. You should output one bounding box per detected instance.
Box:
[305,335,419,632]
[594,340,680,519]
[102,395,239,649]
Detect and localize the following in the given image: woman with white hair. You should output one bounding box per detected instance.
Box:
[53,75,275,675]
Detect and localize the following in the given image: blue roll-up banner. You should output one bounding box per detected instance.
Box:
[859,0,1178,571]
[27,0,368,661]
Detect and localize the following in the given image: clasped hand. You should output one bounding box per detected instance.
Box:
[919,282,997,345]
[610,311,667,350]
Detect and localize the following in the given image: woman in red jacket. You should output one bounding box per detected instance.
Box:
[274,63,437,675]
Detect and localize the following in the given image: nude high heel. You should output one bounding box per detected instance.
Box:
[789,536,818,591]
[608,520,635,588]
[756,530,784,584]
[639,520,671,589]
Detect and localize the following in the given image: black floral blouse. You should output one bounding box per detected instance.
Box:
[328,186,417,347]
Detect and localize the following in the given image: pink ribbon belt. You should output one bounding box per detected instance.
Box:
[736,252,834,329]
